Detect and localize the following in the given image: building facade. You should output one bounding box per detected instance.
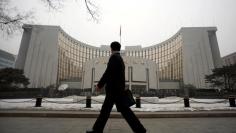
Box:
[0,49,16,69]
[15,24,222,90]
[83,57,159,92]
[222,52,236,66]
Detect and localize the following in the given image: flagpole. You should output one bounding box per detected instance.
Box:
[119,25,121,44]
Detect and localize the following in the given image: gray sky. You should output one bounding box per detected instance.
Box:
[0,0,236,56]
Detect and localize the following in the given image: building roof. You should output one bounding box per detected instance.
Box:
[222,52,236,58]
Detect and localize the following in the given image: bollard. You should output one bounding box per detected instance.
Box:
[229,96,235,107]
[184,97,190,107]
[86,96,91,108]
[136,96,141,108]
[35,97,42,107]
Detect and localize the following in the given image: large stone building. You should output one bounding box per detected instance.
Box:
[0,49,16,69]
[222,52,236,66]
[15,24,222,92]
[83,57,158,92]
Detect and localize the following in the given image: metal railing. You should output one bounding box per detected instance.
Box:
[0,96,235,108]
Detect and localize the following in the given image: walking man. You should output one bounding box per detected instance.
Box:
[87,41,146,133]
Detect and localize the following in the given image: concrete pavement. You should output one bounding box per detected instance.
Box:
[1,110,236,133]
[1,110,236,118]
[1,117,236,133]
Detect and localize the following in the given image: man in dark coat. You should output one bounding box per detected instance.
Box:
[87,41,146,133]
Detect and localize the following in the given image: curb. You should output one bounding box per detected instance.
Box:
[1,110,236,118]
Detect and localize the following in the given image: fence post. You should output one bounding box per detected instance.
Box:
[229,96,235,107]
[184,97,190,107]
[86,96,91,108]
[35,97,42,107]
[136,96,141,108]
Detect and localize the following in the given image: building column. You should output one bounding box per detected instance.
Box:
[146,68,149,92]
[91,67,95,93]
[128,66,132,90]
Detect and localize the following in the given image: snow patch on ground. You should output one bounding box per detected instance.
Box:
[1,96,236,112]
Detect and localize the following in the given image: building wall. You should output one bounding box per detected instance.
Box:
[15,25,59,88]
[57,30,111,82]
[159,81,180,89]
[16,24,222,89]
[222,52,236,66]
[15,25,32,70]
[0,49,16,69]
[60,81,81,89]
[181,27,222,89]
[124,33,183,82]
[83,57,158,92]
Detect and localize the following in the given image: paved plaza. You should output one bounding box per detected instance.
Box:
[0,117,236,133]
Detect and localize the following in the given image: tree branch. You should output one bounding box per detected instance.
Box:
[0,17,23,24]
[43,0,99,22]
[0,10,33,35]
[42,0,64,10]
[0,0,100,36]
[84,0,99,22]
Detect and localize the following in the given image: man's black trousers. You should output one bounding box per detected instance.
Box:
[92,95,146,133]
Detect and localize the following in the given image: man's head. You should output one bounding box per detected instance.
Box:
[110,41,121,52]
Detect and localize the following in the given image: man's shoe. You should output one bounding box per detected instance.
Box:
[86,129,102,133]
[86,129,94,133]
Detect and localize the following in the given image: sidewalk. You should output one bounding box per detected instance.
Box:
[1,110,236,118]
[1,110,236,133]
[1,116,236,133]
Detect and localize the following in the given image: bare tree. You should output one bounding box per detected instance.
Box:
[84,0,99,22]
[0,0,33,35]
[43,0,99,22]
[0,0,99,35]
[41,0,65,10]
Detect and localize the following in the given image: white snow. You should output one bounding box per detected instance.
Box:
[0,96,235,112]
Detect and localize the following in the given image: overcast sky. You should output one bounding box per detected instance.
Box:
[0,0,236,56]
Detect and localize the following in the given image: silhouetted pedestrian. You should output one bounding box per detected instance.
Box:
[87,41,146,133]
